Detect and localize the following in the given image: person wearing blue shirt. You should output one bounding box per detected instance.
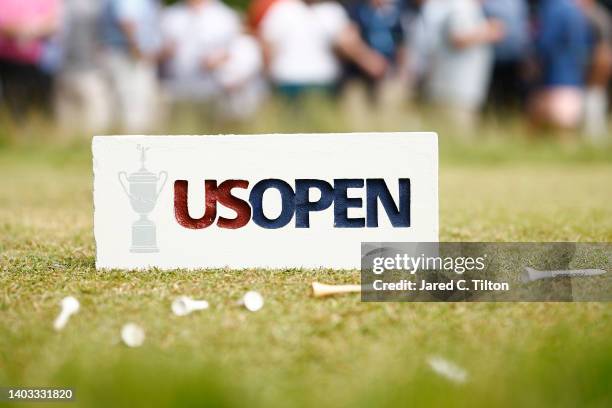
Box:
[345,0,406,102]
[536,0,591,87]
[529,0,592,130]
[100,0,163,58]
[349,0,405,63]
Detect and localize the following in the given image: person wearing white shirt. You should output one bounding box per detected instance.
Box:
[161,0,265,118]
[258,0,387,99]
[417,0,504,127]
[161,0,240,100]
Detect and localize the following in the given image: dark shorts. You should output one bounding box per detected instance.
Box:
[275,83,336,101]
[0,58,53,118]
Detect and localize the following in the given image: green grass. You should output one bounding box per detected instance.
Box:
[0,104,611,407]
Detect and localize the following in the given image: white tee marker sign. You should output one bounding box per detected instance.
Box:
[93,133,438,269]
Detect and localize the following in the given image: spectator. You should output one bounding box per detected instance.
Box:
[418,0,504,127]
[346,0,408,103]
[0,0,62,118]
[405,0,433,92]
[99,0,163,132]
[255,0,387,100]
[55,0,112,132]
[581,0,612,139]
[211,34,267,119]
[529,0,591,130]
[483,0,529,111]
[161,0,240,101]
[160,0,265,118]
[349,0,406,68]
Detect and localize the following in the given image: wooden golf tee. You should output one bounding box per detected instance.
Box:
[312,282,362,297]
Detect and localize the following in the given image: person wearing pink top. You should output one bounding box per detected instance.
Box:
[0,0,61,117]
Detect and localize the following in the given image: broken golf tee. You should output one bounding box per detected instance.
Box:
[121,323,145,348]
[172,296,209,316]
[53,296,80,331]
[240,291,264,312]
[427,356,468,384]
[312,282,361,297]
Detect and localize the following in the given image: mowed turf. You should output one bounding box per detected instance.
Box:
[0,134,611,407]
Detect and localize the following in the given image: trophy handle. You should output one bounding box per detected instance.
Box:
[118,171,132,199]
[156,171,168,198]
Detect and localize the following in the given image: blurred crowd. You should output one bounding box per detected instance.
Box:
[0,0,611,138]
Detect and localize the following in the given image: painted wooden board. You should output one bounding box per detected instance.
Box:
[93,133,438,269]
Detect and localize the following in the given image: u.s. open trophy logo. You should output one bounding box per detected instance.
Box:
[118,145,168,253]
